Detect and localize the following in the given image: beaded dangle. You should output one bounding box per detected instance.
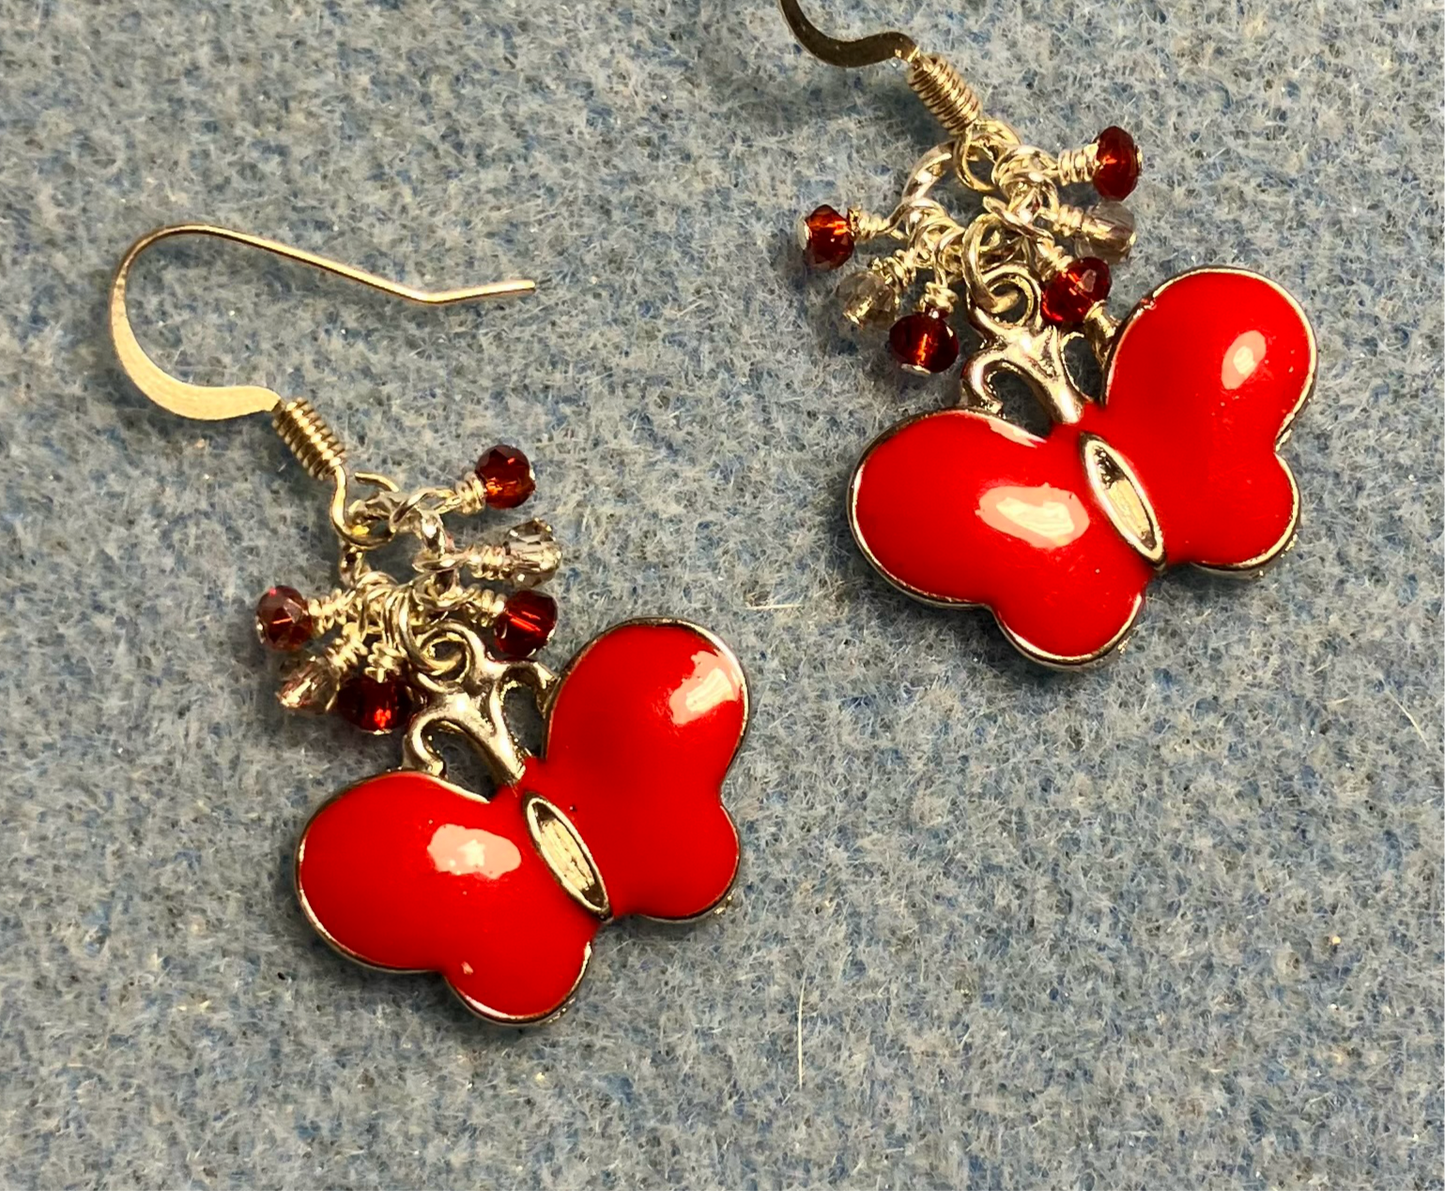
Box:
[112,225,748,1024]
[784,1,1317,667]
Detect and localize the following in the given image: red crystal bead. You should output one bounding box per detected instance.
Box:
[1042,258,1112,327]
[1093,126,1141,200]
[335,674,410,734]
[797,205,854,270]
[888,309,960,374]
[255,585,313,651]
[493,590,558,659]
[475,445,536,509]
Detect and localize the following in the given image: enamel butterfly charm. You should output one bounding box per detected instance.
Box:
[786,1,1317,665]
[850,268,1316,665]
[297,620,747,1024]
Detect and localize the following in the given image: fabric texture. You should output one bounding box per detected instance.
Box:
[0,0,1440,1186]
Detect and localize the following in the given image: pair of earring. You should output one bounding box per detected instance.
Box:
[113,2,1315,1025]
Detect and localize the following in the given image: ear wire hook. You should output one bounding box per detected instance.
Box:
[778,0,983,136]
[777,0,917,67]
[110,222,535,423]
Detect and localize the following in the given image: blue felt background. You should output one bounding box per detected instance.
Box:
[1,0,1441,1186]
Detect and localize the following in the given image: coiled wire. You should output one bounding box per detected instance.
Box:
[271,398,347,479]
[905,53,982,136]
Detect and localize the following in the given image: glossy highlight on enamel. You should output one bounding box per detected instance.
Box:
[849,268,1316,664]
[295,620,748,1023]
[978,485,1090,549]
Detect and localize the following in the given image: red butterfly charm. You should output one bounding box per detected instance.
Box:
[850,268,1317,665]
[295,621,747,1024]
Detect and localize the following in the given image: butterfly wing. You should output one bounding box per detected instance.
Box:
[519,621,747,921]
[296,772,598,1024]
[1085,268,1316,571]
[849,408,1155,666]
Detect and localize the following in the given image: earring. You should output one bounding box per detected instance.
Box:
[112,225,749,1025]
[782,1,1317,667]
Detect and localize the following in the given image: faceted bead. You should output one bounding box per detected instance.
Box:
[1075,199,1136,264]
[335,674,410,734]
[493,590,558,659]
[475,445,536,509]
[255,585,313,651]
[277,656,340,714]
[500,520,562,584]
[839,270,900,329]
[1042,258,1112,327]
[888,309,960,374]
[1093,127,1141,200]
[797,205,854,270]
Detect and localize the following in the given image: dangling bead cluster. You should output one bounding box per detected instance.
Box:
[255,443,561,733]
[796,102,1142,416]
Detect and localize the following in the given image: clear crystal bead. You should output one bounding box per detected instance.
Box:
[503,519,562,586]
[1075,199,1136,263]
[839,270,899,329]
[278,656,340,713]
